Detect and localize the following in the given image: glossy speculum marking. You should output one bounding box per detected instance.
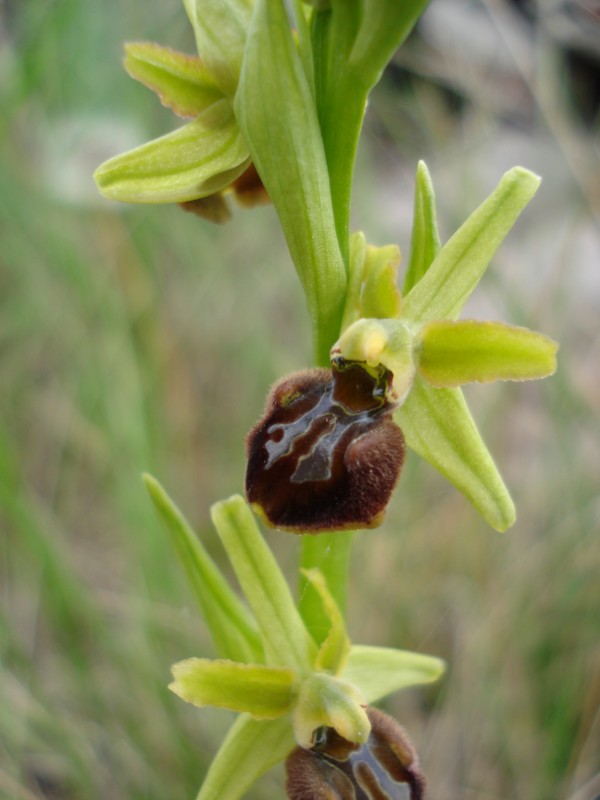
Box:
[245,358,405,533]
[285,707,425,800]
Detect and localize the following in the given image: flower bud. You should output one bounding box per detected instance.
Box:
[285,706,425,799]
[245,359,405,533]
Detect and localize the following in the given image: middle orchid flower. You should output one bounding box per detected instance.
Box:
[246,164,558,533]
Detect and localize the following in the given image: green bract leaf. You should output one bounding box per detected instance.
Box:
[348,0,430,86]
[94,98,250,203]
[211,496,317,671]
[183,0,252,97]
[312,0,428,258]
[301,569,350,675]
[235,0,346,365]
[170,658,296,718]
[124,42,223,118]
[402,167,541,323]
[143,475,263,663]
[197,714,294,800]
[403,160,441,294]
[396,378,516,531]
[342,645,445,703]
[418,320,559,387]
[290,0,315,94]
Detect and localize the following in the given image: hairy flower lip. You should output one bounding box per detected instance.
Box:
[245,364,405,534]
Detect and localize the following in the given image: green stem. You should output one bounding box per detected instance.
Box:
[298,532,354,645]
[300,15,363,641]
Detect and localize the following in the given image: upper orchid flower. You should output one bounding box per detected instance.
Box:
[93,42,269,221]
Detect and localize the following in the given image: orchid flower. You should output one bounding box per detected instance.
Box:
[144,475,444,800]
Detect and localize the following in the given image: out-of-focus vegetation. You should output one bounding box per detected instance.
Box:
[1,1,598,799]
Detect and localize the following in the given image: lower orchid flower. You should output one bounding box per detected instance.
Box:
[144,476,444,800]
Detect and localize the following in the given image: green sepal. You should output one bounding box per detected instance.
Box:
[342,645,445,704]
[170,658,296,718]
[196,714,295,800]
[292,672,369,747]
[124,42,223,118]
[402,167,541,324]
[94,99,250,203]
[235,0,346,365]
[183,0,252,97]
[418,320,559,387]
[143,475,263,663]
[403,160,441,294]
[301,569,351,675]
[395,378,516,531]
[211,496,317,671]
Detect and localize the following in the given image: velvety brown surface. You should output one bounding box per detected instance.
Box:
[245,360,405,533]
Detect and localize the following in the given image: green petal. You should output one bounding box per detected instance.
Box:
[360,243,402,320]
[170,658,296,718]
[234,0,346,365]
[300,569,351,675]
[340,231,367,330]
[183,0,252,97]
[403,160,441,294]
[402,167,541,323]
[124,42,223,118]
[197,714,294,800]
[94,99,250,203]
[418,320,559,387]
[342,645,445,704]
[340,236,402,330]
[211,496,317,671]
[396,377,516,531]
[143,475,263,664]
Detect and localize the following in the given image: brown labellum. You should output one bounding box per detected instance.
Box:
[285,707,426,800]
[230,162,270,208]
[245,358,405,533]
[178,164,269,224]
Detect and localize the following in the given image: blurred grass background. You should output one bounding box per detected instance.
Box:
[1,1,599,798]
